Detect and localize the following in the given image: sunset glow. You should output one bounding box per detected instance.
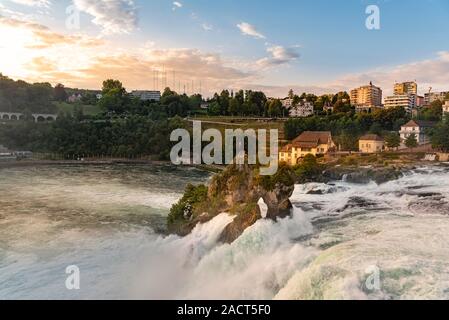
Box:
[1,0,449,96]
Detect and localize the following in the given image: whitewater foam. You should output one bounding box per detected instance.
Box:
[2,165,449,299]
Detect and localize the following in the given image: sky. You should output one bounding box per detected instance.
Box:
[1,0,449,98]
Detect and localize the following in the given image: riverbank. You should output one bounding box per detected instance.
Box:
[0,158,224,174]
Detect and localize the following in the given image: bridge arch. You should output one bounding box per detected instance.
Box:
[10,115,18,120]
[1,114,10,120]
[36,116,46,122]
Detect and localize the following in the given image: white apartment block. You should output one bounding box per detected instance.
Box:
[131,90,161,101]
[289,101,314,118]
[384,94,416,113]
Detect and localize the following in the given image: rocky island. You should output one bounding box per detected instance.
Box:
[167,162,296,243]
[168,154,411,243]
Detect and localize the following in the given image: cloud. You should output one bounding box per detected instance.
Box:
[172,1,182,11]
[78,49,250,83]
[7,0,51,7]
[201,23,213,31]
[0,16,104,48]
[327,51,449,96]
[73,0,137,34]
[245,51,449,98]
[22,48,252,96]
[237,22,265,39]
[256,45,300,68]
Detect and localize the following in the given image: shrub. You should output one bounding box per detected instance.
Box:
[294,154,323,183]
[258,163,295,191]
[168,184,208,226]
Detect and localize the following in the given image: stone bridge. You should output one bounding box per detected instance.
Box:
[0,112,58,123]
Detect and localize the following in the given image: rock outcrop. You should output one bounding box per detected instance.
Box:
[168,163,296,243]
[322,166,403,185]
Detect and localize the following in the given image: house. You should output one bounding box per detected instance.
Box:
[289,101,314,118]
[359,134,384,153]
[323,102,334,113]
[399,120,436,146]
[68,94,82,103]
[279,144,294,165]
[279,131,335,165]
[281,98,294,109]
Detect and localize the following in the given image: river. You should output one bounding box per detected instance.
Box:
[1,164,449,299]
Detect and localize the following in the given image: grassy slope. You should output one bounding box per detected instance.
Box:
[53,102,102,116]
[187,117,286,141]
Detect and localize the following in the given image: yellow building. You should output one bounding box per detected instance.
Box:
[394,81,418,95]
[279,131,335,165]
[359,134,385,154]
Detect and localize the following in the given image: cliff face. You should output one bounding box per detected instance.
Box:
[168,163,296,243]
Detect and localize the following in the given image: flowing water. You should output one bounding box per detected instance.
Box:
[1,164,449,300]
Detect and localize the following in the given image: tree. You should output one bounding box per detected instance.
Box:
[333,100,352,113]
[228,98,240,116]
[405,133,418,150]
[431,118,449,152]
[54,84,68,102]
[219,90,230,115]
[267,99,282,117]
[288,89,294,99]
[102,79,125,95]
[420,100,443,121]
[369,122,383,135]
[384,132,400,150]
[294,154,322,183]
[337,131,359,151]
[98,79,130,114]
[208,102,221,116]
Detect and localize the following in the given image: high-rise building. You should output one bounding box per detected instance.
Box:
[384,94,416,113]
[424,91,449,105]
[350,82,382,112]
[394,82,418,95]
[416,96,425,107]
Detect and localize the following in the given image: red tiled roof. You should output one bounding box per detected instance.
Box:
[359,134,384,142]
[280,144,292,152]
[402,120,437,128]
[292,131,332,148]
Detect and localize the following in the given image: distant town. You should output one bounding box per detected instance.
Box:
[1,73,449,165]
